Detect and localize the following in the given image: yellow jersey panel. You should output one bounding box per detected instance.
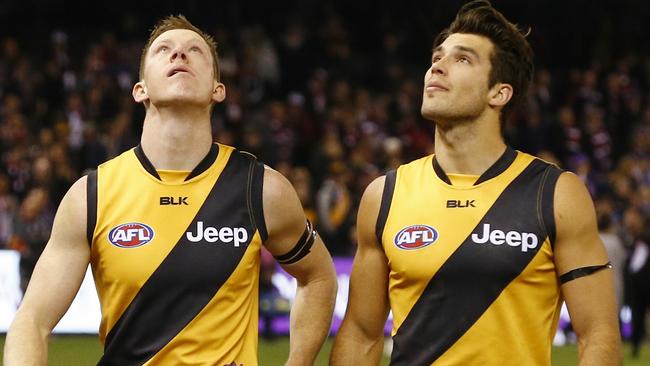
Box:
[433,241,561,365]
[445,173,478,187]
[145,232,262,366]
[89,143,266,366]
[156,169,191,183]
[379,147,563,366]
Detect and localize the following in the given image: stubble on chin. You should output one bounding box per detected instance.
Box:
[421,103,479,131]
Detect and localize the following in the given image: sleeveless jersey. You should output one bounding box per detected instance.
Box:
[377,147,563,366]
[87,143,267,366]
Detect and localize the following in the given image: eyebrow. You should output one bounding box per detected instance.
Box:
[153,38,205,48]
[432,45,481,61]
[152,39,171,47]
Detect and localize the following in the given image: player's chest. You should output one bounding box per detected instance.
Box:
[93,181,255,284]
[384,189,545,283]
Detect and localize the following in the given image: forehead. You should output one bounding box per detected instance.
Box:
[150,29,207,48]
[437,33,494,57]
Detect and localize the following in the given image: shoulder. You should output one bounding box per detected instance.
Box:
[260,166,309,254]
[49,175,90,246]
[60,175,89,226]
[400,155,433,174]
[554,172,594,219]
[261,166,303,231]
[357,174,391,248]
[553,171,600,249]
[66,175,88,205]
[361,175,387,205]
[262,166,297,206]
[100,147,138,168]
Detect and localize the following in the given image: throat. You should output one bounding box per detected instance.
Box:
[140,116,213,171]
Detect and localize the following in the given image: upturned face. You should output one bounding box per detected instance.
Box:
[134,29,224,109]
[421,33,497,125]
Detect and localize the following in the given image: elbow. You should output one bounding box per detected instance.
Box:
[9,308,52,340]
[576,325,622,365]
[297,268,338,306]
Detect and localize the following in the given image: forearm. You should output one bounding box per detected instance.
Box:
[286,276,337,366]
[4,314,50,365]
[577,328,622,366]
[330,323,384,365]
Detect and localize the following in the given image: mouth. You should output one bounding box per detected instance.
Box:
[425,80,448,92]
[167,66,192,77]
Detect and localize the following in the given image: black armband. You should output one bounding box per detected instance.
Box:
[559,262,612,284]
[273,220,317,265]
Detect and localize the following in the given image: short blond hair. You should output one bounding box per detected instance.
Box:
[139,15,220,81]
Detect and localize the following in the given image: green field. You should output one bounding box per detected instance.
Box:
[1,335,647,365]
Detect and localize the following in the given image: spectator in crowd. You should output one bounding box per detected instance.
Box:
[259,247,290,339]
[10,187,54,293]
[316,160,353,256]
[290,166,318,225]
[596,197,626,311]
[622,207,650,358]
[0,173,17,249]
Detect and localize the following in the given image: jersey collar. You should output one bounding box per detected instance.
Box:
[134,143,219,182]
[432,146,517,186]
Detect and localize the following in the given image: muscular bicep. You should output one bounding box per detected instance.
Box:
[553,172,618,339]
[14,177,90,333]
[343,176,390,338]
[554,172,610,276]
[262,167,334,283]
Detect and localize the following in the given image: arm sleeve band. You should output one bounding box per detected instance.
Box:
[273,220,317,265]
[559,262,612,284]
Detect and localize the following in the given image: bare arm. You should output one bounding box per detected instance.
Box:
[262,167,337,366]
[554,172,621,366]
[331,176,390,365]
[4,177,90,365]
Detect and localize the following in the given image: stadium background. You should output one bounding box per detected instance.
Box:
[1,0,650,364]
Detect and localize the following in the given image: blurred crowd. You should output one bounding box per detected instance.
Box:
[0,0,649,350]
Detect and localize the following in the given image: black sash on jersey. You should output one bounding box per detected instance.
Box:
[390,159,561,365]
[98,151,263,366]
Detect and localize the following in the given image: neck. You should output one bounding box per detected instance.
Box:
[140,104,213,171]
[433,114,506,176]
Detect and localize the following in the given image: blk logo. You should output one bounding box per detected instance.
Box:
[471,223,538,252]
[160,196,188,205]
[446,199,476,208]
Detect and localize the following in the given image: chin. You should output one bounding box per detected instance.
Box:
[421,104,445,121]
[158,91,209,106]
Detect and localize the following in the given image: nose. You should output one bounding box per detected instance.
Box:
[170,47,188,63]
[430,58,447,76]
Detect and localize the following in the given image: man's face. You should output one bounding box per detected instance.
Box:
[136,29,222,108]
[421,33,495,124]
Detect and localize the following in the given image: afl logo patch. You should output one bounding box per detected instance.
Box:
[394,225,438,250]
[108,223,155,248]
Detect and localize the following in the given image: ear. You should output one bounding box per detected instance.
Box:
[132,81,149,104]
[212,81,226,103]
[488,83,513,109]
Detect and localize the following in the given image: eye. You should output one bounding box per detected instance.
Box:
[190,46,202,53]
[457,56,470,64]
[432,56,442,63]
[157,45,169,53]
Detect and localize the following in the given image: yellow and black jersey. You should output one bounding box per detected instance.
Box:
[86,143,267,366]
[377,147,563,366]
